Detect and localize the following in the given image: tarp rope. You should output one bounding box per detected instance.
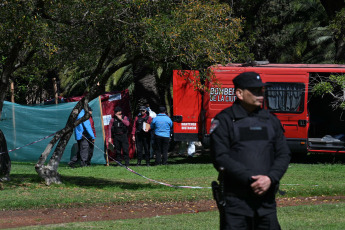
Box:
[87,132,212,189]
[0,131,58,155]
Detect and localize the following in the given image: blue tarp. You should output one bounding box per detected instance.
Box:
[0,98,106,164]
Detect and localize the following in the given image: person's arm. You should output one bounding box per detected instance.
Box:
[122,116,130,126]
[266,116,291,184]
[132,117,137,141]
[75,110,85,140]
[132,117,138,135]
[150,118,156,130]
[83,119,95,139]
[108,118,114,142]
[169,118,173,135]
[90,117,96,137]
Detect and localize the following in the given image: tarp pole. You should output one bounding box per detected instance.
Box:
[10,81,15,103]
[99,96,109,166]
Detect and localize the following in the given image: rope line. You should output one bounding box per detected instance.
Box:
[0,131,58,155]
[86,132,211,189]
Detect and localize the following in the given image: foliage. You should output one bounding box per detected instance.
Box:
[231,0,336,63]
[142,0,246,68]
[140,0,247,93]
[4,0,345,107]
[312,74,345,109]
[329,8,345,49]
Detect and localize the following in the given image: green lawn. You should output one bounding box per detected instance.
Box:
[1,154,345,210]
[1,153,345,229]
[18,203,345,230]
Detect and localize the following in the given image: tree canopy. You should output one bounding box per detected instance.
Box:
[2,0,345,183]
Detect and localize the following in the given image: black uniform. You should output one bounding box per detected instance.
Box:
[111,115,129,166]
[210,101,291,229]
[134,114,151,165]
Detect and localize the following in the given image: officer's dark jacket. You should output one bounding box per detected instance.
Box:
[210,101,291,217]
[135,114,150,133]
[111,115,128,135]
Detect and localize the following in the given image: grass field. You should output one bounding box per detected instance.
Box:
[1,153,345,229]
[16,203,345,229]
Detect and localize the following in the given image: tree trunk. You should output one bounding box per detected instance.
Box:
[0,129,11,182]
[35,97,90,185]
[34,49,133,185]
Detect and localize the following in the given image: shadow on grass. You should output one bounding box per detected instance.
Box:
[60,175,161,190]
[6,171,161,190]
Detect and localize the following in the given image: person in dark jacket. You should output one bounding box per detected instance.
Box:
[108,106,130,166]
[210,72,291,230]
[132,106,152,166]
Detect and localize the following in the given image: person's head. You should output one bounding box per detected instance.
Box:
[233,72,265,112]
[139,105,146,115]
[159,106,166,114]
[114,106,122,116]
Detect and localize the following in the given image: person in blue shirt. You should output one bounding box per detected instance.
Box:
[150,106,173,165]
[68,108,95,167]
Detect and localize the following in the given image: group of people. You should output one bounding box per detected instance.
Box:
[107,104,173,167]
[67,71,291,229]
[69,103,173,167]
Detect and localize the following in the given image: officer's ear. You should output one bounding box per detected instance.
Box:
[235,88,244,100]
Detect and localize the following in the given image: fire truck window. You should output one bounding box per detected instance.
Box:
[265,83,305,113]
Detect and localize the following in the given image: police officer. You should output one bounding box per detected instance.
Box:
[132,105,152,166]
[108,106,130,166]
[210,72,291,230]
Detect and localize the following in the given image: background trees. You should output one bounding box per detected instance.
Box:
[2,0,345,183]
[1,0,246,183]
[3,0,345,112]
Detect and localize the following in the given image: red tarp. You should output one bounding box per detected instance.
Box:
[99,90,135,161]
[46,90,135,161]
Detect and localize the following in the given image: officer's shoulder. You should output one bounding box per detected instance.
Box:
[266,111,280,122]
[215,107,233,120]
[265,111,285,131]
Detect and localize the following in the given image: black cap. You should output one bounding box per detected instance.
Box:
[139,106,146,111]
[159,106,166,113]
[233,72,265,89]
[114,106,122,112]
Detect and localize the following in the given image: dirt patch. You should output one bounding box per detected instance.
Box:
[0,196,344,229]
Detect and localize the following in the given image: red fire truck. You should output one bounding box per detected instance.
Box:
[173,63,345,155]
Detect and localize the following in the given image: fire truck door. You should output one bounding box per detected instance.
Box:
[172,70,202,142]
